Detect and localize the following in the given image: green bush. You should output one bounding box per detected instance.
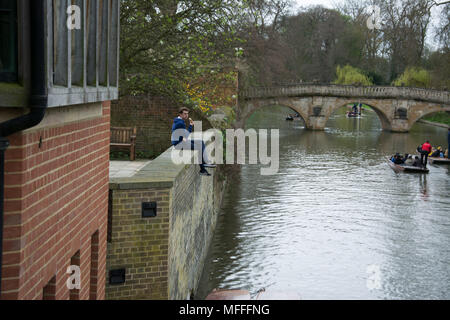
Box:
[110,151,131,160]
[136,150,156,159]
[110,150,156,160]
[333,65,373,86]
[392,67,431,88]
[422,112,450,126]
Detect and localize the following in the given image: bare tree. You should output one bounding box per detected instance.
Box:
[434,2,450,48]
[380,0,434,80]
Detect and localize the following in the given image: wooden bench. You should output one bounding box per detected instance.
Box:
[110,127,137,161]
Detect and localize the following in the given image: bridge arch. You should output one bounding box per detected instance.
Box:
[237,97,394,131]
[236,99,309,128]
[323,99,392,131]
[407,103,450,130]
[239,84,450,132]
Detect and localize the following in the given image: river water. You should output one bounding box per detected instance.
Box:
[197,106,450,300]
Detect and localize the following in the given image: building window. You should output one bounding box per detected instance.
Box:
[0,0,17,82]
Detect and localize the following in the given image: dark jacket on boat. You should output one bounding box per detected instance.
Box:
[412,158,422,167]
[431,150,441,157]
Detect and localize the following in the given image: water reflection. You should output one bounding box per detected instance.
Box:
[419,175,429,201]
[197,106,450,300]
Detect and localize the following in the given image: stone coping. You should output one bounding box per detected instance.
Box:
[109,131,217,190]
[242,85,450,105]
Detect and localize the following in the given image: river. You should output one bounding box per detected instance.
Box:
[197,106,450,300]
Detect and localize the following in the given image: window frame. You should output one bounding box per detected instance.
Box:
[0,0,18,82]
[0,0,119,108]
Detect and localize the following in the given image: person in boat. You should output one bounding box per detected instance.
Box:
[420,140,432,168]
[286,114,293,120]
[428,147,435,156]
[404,155,414,166]
[392,153,406,165]
[412,156,422,167]
[352,103,358,114]
[430,147,442,158]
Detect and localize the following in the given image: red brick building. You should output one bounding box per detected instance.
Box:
[0,0,120,299]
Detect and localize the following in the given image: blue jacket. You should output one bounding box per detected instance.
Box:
[171,117,192,146]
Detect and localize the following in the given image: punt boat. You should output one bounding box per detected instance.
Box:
[388,159,429,173]
[429,157,450,165]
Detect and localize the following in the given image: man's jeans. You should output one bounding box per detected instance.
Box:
[420,151,429,167]
[174,140,208,171]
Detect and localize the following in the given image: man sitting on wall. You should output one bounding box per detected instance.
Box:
[171,107,216,176]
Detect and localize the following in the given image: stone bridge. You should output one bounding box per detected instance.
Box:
[237,84,450,132]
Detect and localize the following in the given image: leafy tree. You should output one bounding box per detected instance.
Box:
[120,0,246,102]
[392,67,431,88]
[119,0,448,96]
[334,65,373,85]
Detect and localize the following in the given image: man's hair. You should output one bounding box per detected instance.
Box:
[179,107,190,115]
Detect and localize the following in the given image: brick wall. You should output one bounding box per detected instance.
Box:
[106,188,170,300]
[107,138,226,300]
[168,161,223,300]
[111,96,212,158]
[1,101,110,300]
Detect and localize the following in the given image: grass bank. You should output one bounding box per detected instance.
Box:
[421,112,450,126]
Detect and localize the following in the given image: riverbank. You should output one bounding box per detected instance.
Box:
[418,119,449,129]
[419,111,450,128]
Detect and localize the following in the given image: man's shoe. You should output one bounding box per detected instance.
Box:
[203,163,217,168]
[199,170,211,176]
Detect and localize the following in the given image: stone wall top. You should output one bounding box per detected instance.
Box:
[241,84,450,105]
[109,131,216,190]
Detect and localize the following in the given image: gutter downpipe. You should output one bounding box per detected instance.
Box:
[0,0,47,296]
